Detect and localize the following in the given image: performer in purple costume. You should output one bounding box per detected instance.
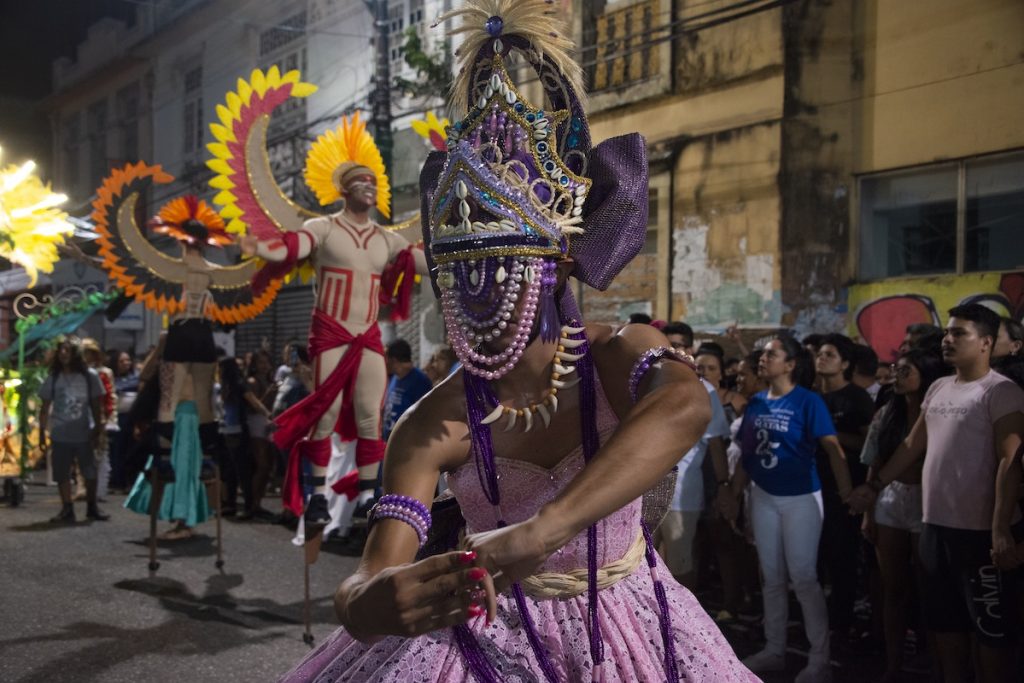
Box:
[280,2,759,681]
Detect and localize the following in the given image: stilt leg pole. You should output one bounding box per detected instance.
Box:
[214,467,224,569]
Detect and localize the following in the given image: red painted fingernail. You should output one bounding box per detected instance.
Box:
[468,567,487,581]
[458,550,477,565]
[468,604,485,618]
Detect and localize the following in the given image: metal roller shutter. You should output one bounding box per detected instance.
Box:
[234,283,314,360]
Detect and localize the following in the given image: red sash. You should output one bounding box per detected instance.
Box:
[274,312,384,514]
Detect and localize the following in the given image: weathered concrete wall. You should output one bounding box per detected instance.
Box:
[672,121,782,329]
[777,0,859,337]
[780,0,1024,337]
[855,0,1024,171]
[585,2,785,328]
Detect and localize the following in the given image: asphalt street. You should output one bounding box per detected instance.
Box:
[0,484,360,683]
[1,483,935,682]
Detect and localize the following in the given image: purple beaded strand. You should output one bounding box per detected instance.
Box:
[369,495,432,549]
[628,347,696,403]
[642,522,680,681]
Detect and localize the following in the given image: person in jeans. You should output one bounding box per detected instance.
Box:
[39,338,108,523]
[108,350,139,493]
[381,340,433,443]
[726,335,853,683]
[813,334,875,643]
[850,304,1024,683]
[711,350,766,623]
[245,349,277,519]
[860,348,949,682]
[657,373,730,589]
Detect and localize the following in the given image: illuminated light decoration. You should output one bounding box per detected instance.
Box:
[0,145,74,285]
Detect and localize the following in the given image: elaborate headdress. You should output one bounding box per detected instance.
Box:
[304,112,392,217]
[206,69,424,303]
[0,145,74,286]
[420,4,673,683]
[92,162,282,324]
[421,0,650,380]
[411,111,450,152]
[150,195,232,247]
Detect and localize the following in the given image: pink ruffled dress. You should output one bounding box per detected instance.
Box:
[281,381,759,682]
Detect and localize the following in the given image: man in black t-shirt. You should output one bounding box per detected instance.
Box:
[814,333,876,641]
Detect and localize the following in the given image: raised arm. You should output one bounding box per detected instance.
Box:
[542,325,708,545]
[335,380,485,641]
[239,229,317,262]
[464,324,710,592]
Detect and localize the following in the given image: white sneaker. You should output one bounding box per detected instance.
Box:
[794,662,832,683]
[741,649,785,673]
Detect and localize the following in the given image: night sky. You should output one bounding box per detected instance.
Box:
[0,0,136,99]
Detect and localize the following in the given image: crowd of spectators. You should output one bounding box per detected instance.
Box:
[38,337,453,529]
[32,308,1024,680]
[642,306,1024,682]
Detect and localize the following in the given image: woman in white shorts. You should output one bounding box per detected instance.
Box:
[861,348,949,682]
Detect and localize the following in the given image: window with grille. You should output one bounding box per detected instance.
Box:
[409,0,423,25]
[259,11,307,57]
[858,150,1024,279]
[116,82,140,163]
[62,112,81,193]
[593,1,660,92]
[87,99,109,188]
[182,66,203,155]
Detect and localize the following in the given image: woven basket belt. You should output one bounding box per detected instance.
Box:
[519,530,646,600]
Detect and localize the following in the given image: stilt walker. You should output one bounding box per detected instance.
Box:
[91,162,283,570]
[206,68,428,551]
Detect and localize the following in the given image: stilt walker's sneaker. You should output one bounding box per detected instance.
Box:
[741,650,786,673]
[86,505,110,521]
[50,505,76,524]
[794,662,833,683]
[353,498,376,520]
[304,493,331,527]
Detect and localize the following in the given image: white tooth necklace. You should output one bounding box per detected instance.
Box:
[480,325,584,432]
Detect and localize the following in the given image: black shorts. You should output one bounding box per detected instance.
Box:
[919,522,1022,646]
[163,318,216,363]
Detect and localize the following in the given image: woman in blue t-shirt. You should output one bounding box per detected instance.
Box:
[723,335,853,682]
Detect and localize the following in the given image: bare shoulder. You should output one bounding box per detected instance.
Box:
[386,368,470,473]
[589,322,673,366]
[589,323,698,416]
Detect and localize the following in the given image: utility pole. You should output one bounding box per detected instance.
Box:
[365,0,393,220]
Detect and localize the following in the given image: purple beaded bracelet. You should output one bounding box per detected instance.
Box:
[628,346,696,403]
[369,494,432,550]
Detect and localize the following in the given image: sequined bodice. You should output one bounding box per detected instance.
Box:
[447,378,642,574]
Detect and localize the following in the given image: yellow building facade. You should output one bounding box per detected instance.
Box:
[572,0,1024,360]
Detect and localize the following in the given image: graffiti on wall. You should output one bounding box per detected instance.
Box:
[848,273,1024,362]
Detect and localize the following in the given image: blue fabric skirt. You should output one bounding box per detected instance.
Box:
[125,400,210,526]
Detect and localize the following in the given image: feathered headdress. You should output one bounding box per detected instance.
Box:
[303,112,392,217]
[440,0,584,117]
[150,195,232,247]
[0,146,74,286]
[421,0,649,294]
